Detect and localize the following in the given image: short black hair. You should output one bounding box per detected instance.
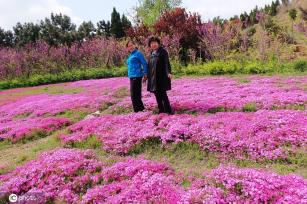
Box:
[148,36,161,47]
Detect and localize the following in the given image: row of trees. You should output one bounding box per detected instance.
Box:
[0,8,131,48]
[211,0,283,29]
[0,0,292,49]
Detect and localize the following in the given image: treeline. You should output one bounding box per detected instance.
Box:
[213,0,284,28]
[0,8,131,48]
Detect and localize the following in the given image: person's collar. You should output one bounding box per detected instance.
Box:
[131,48,138,54]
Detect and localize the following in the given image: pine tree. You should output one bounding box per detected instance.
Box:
[110,7,123,38]
[78,21,96,40]
[0,27,13,47]
[121,14,132,34]
[97,20,111,37]
[13,22,41,47]
[40,13,77,47]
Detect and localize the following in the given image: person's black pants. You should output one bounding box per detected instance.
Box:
[130,77,145,112]
[154,90,172,114]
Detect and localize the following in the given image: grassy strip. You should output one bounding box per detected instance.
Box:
[173,59,307,76]
[128,139,307,178]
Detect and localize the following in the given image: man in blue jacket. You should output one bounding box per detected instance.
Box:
[126,40,148,112]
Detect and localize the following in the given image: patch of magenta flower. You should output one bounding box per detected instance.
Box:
[0,149,306,203]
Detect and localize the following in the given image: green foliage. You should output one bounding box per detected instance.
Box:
[78,21,96,40]
[110,8,132,38]
[242,103,257,112]
[0,8,130,48]
[293,60,307,72]
[135,0,182,26]
[183,59,306,76]
[111,7,124,38]
[0,27,13,47]
[288,9,298,21]
[13,22,41,47]
[40,13,77,47]
[128,137,162,155]
[66,135,102,149]
[97,20,111,37]
[121,14,132,31]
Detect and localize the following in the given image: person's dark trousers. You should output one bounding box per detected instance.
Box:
[130,77,145,112]
[154,90,172,114]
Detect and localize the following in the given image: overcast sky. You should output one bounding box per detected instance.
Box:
[0,0,274,30]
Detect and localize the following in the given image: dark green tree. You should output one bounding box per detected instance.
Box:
[40,13,77,47]
[240,12,250,28]
[0,28,14,47]
[13,22,41,47]
[249,6,259,25]
[110,7,123,38]
[212,16,225,26]
[121,14,132,34]
[269,0,280,16]
[78,21,96,40]
[97,20,111,37]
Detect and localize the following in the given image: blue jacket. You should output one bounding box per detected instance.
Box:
[126,49,148,78]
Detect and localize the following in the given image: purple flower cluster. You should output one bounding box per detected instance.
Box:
[1,149,306,203]
[0,77,128,142]
[60,110,306,160]
[0,148,104,203]
[181,166,307,203]
[0,38,127,80]
[0,148,180,203]
[0,117,70,142]
[116,76,307,112]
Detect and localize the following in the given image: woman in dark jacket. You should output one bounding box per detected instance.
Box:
[146,36,173,114]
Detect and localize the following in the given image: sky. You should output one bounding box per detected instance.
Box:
[0,0,274,30]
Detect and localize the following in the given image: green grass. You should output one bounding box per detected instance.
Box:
[242,103,258,112]
[65,135,102,150]
[105,106,134,115]
[128,138,220,177]
[180,59,307,76]
[55,110,90,122]
[126,138,307,178]
[0,131,63,175]
[113,87,130,99]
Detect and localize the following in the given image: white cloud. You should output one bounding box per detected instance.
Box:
[0,0,83,30]
[182,0,274,21]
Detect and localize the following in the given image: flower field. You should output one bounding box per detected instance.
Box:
[115,76,307,113]
[0,75,306,203]
[60,110,306,160]
[0,148,306,203]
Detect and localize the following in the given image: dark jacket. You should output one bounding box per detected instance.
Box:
[147,47,172,92]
